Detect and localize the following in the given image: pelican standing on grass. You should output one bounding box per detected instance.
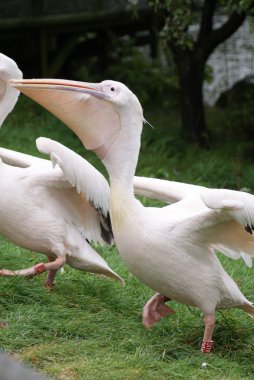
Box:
[0,53,123,287]
[11,77,254,353]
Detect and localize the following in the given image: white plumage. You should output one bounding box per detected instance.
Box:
[0,53,22,126]
[133,177,254,267]
[0,140,122,284]
[12,77,254,352]
[0,53,123,286]
[36,137,110,217]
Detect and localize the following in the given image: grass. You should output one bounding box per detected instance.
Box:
[1,97,254,379]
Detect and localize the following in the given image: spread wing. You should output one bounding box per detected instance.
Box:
[0,146,69,188]
[36,137,110,217]
[134,176,206,203]
[174,189,254,267]
[0,147,50,168]
[134,178,254,266]
[36,137,113,244]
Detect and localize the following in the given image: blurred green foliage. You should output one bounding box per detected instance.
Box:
[148,0,254,48]
[74,38,179,105]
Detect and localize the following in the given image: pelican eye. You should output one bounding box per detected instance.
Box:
[110,87,115,92]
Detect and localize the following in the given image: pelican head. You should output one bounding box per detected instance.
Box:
[10,78,143,158]
[0,53,22,127]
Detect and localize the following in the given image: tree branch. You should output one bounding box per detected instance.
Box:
[202,9,247,61]
[0,8,152,31]
[197,0,217,43]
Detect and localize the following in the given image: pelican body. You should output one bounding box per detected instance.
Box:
[0,139,122,285]
[0,53,122,286]
[11,77,254,352]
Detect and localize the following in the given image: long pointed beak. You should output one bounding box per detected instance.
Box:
[10,78,120,152]
[10,78,108,99]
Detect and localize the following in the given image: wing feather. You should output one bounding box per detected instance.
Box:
[135,178,254,267]
[201,189,254,231]
[174,195,254,267]
[36,137,110,216]
[134,176,206,203]
[0,147,50,168]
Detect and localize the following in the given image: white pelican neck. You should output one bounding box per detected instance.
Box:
[102,115,142,196]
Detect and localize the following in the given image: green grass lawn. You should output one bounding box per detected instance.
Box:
[1,98,254,379]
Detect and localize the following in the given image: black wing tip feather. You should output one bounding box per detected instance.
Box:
[245,224,254,234]
[89,200,113,244]
[100,212,114,245]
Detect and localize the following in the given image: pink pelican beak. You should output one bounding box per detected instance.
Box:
[10,78,120,156]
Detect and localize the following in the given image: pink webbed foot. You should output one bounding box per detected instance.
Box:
[142,293,175,330]
[0,264,45,278]
[0,269,17,276]
[44,268,58,290]
[201,340,213,353]
[201,314,215,353]
[0,256,65,281]
[44,281,56,290]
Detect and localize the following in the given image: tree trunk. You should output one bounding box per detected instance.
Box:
[172,47,209,146]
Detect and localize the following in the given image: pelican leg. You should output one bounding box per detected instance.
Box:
[44,256,58,289]
[142,293,175,330]
[201,314,215,353]
[0,256,66,280]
